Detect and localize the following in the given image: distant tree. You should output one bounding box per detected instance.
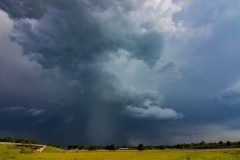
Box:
[88,145,98,150]
[226,141,231,146]
[15,137,38,144]
[73,145,80,149]
[158,145,168,150]
[22,138,32,144]
[97,145,103,150]
[200,141,206,145]
[67,144,81,150]
[48,144,62,148]
[144,145,153,150]
[218,141,223,145]
[138,144,145,150]
[106,144,117,150]
[2,136,15,142]
[237,141,240,148]
[67,145,74,150]
[79,145,86,150]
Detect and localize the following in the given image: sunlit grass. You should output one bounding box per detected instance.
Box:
[1,144,240,160]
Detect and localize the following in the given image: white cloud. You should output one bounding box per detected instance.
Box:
[104,49,156,91]
[142,0,184,33]
[104,49,181,94]
[91,0,183,38]
[27,108,45,116]
[126,99,183,120]
[222,80,240,94]
[0,10,12,35]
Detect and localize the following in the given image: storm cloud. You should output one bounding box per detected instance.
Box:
[1,0,240,146]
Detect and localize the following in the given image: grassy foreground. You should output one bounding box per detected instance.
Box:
[1,145,240,160]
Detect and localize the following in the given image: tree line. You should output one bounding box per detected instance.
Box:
[2,136,240,150]
[0,136,38,144]
[67,144,118,150]
[170,141,240,149]
[67,141,240,150]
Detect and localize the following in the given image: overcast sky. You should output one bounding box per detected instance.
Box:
[1,0,240,146]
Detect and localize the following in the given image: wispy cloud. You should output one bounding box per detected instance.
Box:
[0,106,26,112]
[0,106,44,116]
[27,108,45,116]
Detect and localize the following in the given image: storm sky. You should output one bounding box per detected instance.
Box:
[1,0,240,146]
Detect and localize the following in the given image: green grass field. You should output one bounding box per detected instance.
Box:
[1,144,240,160]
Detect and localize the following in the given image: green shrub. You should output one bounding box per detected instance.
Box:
[19,148,33,154]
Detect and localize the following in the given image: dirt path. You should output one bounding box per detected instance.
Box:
[37,145,47,152]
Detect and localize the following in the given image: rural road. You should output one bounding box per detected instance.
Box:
[36,145,47,152]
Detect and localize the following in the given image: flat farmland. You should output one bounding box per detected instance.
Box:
[1,145,240,160]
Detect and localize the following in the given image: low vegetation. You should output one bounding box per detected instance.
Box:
[19,148,33,154]
[1,144,240,160]
[2,136,240,159]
